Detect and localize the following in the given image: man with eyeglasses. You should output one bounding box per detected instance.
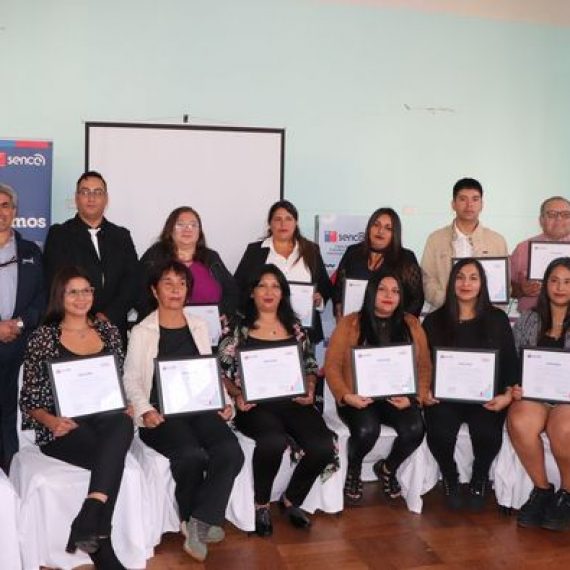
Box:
[0,183,44,472]
[510,196,570,311]
[43,171,138,345]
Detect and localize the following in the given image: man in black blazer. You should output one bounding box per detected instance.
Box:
[43,171,138,345]
[0,184,44,472]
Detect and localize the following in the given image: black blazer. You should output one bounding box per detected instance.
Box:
[43,215,139,339]
[332,243,424,317]
[234,240,333,344]
[136,242,238,321]
[0,231,45,361]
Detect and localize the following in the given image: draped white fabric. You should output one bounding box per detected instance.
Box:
[0,470,21,570]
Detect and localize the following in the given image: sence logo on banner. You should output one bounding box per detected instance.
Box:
[326,230,365,243]
[1,153,47,167]
[324,231,338,242]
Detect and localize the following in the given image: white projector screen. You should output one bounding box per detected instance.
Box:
[85,122,284,271]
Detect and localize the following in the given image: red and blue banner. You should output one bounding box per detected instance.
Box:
[0,139,52,247]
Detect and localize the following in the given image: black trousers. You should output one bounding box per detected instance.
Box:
[337,400,425,473]
[234,400,335,506]
[139,412,244,526]
[424,402,506,482]
[41,412,134,532]
[0,358,21,472]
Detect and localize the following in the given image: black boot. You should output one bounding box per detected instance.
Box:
[66,497,104,554]
[90,536,126,570]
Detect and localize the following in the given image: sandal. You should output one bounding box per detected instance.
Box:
[344,466,363,503]
[373,459,401,499]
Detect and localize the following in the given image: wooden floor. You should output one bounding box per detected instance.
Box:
[72,481,570,569]
[138,482,570,570]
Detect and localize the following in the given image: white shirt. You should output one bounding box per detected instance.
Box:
[0,233,17,320]
[262,237,312,282]
[452,222,475,259]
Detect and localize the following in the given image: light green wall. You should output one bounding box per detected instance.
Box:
[1,0,569,256]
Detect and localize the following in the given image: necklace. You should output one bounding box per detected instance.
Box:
[61,326,91,339]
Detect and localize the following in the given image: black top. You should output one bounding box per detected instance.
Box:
[422,307,519,392]
[150,326,199,406]
[244,335,295,349]
[332,243,424,317]
[137,242,238,320]
[233,240,332,344]
[538,335,565,349]
[58,343,105,358]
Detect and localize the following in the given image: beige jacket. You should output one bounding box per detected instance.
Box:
[420,223,508,310]
[324,313,432,405]
[123,310,211,426]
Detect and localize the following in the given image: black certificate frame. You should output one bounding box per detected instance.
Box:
[521,346,570,405]
[154,354,225,417]
[237,341,307,404]
[432,347,498,404]
[47,353,126,419]
[451,256,509,304]
[527,241,570,281]
[341,277,368,316]
[288,281,317,329]
[351,342,418,399]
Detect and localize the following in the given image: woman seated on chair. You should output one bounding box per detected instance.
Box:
[508,257,570,531]
[422,258,518,511]
[325,270,429,503]
[218,264,336,537]
[20,266,134,570]
[123,259,244,562]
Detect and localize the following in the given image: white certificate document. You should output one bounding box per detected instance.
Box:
[183,305,222,346]
[433,348,497,403]
[528,241,570,280]
[238,343,306,402]
[48,354,126,418]
[352,344,417,398]
[452,257,509,304]
[342,278,368,316]
[289,281,316,328]
[521,348,570,404]
[155,356,225,415]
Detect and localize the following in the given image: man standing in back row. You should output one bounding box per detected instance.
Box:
[421,178,508,310]
[43,171,139,345]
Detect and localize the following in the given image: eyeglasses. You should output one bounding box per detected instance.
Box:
[77,188,106,198]
[544,210,570,220]
[175,222,199,231]
[0,256,17,269]
[65,287,95,298]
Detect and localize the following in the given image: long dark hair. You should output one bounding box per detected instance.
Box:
[44,266,95,325]
[266,200,317,275]
[146,259,194,312]
[157,206,209,263]
[358,269,409,345]
[243,264,297,335]
[361,207,403,267]
[432,258,492,345]
[534,257,570,338]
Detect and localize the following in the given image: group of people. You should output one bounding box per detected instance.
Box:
[1,172,570,567]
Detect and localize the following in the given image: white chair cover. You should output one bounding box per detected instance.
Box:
[0,470,22,570]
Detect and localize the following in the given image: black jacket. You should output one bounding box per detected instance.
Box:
[43,214,139,338]
[0,231,45,361]
[234,240,332,344]
[136,242,238,321]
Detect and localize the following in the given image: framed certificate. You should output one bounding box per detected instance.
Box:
[154,355,225,416]
[433,347,498,403]
[289,281,316,328]
[183,305,222,347]
[342,278,368,316]
[521,347,570,404]
[452,257,509,304]
[352,343,417,399]
[238,342,306,403]
[528,241,570,280]
[48,354,126,419]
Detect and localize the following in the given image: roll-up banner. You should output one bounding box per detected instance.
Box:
[0,139,53,247]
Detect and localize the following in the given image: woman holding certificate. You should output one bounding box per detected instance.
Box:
[332,207,424,318]
[508,257,570,531]
[20,266,134,570]
[325,270,429,503]
[422,258,518,511]
[234,200,332,343]
[123,260,244,562]
[137,206,238,322]
[218,264,336,537]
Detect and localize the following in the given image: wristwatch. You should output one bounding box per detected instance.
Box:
[16,318,24,330]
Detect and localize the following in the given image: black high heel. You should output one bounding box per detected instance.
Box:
[65,497,104,554]
[90,536,126,570]
[279,497,311,529]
